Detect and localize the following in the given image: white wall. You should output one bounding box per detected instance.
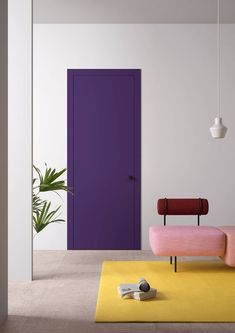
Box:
[33,24,235,250]
[0,0,8,323]
[8,0,32,280]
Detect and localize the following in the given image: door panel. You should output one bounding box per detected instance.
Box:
[68,69,140,249]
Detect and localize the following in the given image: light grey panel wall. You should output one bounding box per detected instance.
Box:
[33,24,235,250]
[0,0,8,324]
[8,0,32,281]
[33,0,235,24]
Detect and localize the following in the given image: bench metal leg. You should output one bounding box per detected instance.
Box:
[170,256,172,264]
[197,215,200,226]
[174,256,177,272]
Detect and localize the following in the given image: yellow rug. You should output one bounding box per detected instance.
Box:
[95,261,235,322]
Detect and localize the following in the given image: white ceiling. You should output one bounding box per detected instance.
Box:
[33,0,235,24]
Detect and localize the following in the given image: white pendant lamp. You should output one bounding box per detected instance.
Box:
[210,0,228,139]
[210,117,227,138]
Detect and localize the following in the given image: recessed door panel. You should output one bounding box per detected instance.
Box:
[68,69,141,249]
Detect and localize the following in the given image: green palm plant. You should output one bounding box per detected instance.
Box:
[33,165,68,192]
[33,164,69,235]
[33,202,64,233]
[33,193,45,214]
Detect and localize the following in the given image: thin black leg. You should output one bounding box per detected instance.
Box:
[170,256,172,264]
[174,256,177,272]
[164,215,166,226]
[197,215,200,226]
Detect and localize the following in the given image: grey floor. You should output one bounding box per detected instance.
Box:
[1,250,235,333]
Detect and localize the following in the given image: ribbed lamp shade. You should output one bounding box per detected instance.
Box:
[210,117,227,139]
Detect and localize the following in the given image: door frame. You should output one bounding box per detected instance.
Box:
[67,69,141,250]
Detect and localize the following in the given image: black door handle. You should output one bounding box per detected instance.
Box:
[128,175,135,181]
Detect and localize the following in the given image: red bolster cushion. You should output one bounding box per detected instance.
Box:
[157,198,209,215]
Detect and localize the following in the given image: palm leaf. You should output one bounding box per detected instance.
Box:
[34,164,69,192]
[33,193,45,214]
[33,165,43,184]
[33,164,72,234]
[33,201,64,233]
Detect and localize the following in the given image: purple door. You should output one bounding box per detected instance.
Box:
[68,69,141,249]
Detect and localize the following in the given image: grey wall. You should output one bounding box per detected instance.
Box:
[33,24,235,250]
[33,0,235,24]
[8,0,33,281]
[0,0,8,324]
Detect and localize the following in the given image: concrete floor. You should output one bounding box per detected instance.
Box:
[1,250,235,333]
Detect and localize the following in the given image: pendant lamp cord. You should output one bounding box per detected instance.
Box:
[217,0,220,118]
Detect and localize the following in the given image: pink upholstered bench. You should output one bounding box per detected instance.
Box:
[218,226,235,267]
[149,198,235,271]
[149,226,225,271]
